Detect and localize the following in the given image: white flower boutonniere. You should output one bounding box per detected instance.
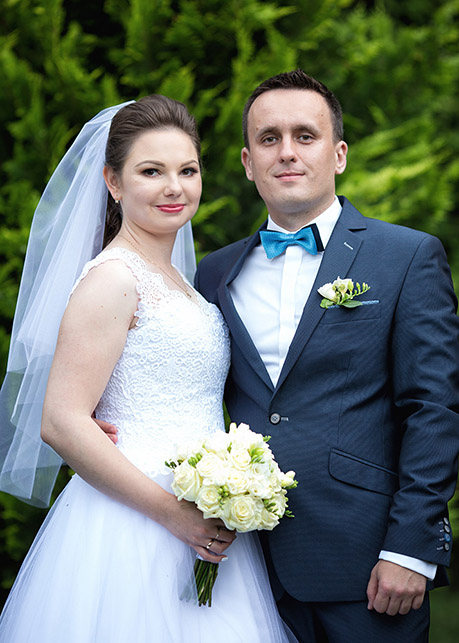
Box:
[318,277,370,309]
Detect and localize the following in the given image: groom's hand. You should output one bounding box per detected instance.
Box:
[366,560,426,615]
[92,416,118,444]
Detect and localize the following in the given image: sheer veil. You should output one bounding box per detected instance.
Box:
[0,101,197,506]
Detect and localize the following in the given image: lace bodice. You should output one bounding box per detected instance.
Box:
[74,247,230,477]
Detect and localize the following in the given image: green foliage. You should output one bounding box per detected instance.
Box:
[0,0,458,629]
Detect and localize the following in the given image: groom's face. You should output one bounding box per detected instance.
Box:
[241,89,347,229]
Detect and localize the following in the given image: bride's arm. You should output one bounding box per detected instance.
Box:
[41,260,234,561]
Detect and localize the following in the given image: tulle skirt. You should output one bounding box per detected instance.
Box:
[0,474,294,642]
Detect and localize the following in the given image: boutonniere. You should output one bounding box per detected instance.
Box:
[318,277,370,309]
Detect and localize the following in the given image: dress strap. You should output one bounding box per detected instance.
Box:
[70,247,148,297]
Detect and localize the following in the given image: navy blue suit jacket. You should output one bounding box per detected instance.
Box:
[195,197,459,602]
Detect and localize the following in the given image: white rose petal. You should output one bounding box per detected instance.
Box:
[251,461,271,477]
[247,476,272,499]
[196,485,221,517]
[196,453,224,479]
[317,282,337,301]
[171,461,202,502]
[230,447,252,471]
[270,492,287,517]
[223,495,261,532]
[226,470,249,495]
[259,507,280,530]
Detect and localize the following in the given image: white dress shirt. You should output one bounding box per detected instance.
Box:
[230,198,341,386]
[229,196,436,581]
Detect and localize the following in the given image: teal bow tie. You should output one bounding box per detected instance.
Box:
[259,224,324,259]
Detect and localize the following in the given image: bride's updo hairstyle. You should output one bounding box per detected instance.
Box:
[103,95,201,246]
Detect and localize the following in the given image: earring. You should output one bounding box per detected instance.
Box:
[115,198,120,204]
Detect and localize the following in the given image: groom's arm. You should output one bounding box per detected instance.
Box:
[367,234,459,613]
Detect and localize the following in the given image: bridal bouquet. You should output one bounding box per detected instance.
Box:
[166,422,297,606]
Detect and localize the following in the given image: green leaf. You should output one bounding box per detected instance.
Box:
[341,300,363,308]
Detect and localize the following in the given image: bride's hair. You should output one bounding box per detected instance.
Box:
[103,95,201,247]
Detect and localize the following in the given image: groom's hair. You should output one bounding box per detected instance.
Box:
[242,69,344,147]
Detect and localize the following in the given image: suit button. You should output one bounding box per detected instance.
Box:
[443,517,450,526]
[444,533,452,542]
[444,542,451,552]
[269,413,281,425]
[444,524,451,534]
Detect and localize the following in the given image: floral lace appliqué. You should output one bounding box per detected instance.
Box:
[73,247,231,477]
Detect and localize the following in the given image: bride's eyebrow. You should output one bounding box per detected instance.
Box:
[135,160,165,168]
[134,159,198,168]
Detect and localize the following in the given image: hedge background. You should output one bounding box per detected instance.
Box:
[1,1,458,637]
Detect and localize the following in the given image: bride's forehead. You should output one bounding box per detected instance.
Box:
[124,128,198,162]
[131,128,195,151]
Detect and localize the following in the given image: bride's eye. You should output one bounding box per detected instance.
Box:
[142,168,159,176]
[181,167,199,176]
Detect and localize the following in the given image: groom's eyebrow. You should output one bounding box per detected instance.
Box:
[255,122,321,141]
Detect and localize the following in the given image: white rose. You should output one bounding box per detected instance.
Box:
[229,447,252,471]
[171,461,202,502]
[317,282,337,302]
[251,461,271,478]
[259,507,280,530]
[196,485,221,517]
[226,469,249,495]
[267,472,282,494]
[269,492,287,517]
[196,453,224,480]
[247,475,272,499]
[223,495,260,532]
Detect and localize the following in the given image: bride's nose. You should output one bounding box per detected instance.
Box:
[163,173,182,196]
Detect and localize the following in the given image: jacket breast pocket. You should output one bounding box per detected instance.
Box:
[329,448,398,497]
[321,300,381,324]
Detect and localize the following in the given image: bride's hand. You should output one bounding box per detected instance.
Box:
[162,495,236,563]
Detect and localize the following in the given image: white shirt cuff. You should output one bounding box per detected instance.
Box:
[379,550,437,580]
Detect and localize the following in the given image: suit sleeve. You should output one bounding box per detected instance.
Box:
[382,234,459,566]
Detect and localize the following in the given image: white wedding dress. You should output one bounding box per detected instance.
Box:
[0,248,294,643]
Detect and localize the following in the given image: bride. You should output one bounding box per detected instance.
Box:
[0,95,295,641]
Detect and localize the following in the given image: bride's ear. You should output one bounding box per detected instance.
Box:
[103,166,121,201]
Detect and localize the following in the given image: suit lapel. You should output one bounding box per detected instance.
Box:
[217,223,275,392]
[275,200,367,390]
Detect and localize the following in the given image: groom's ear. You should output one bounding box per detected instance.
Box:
[334,140,348,176]
[241,147,254,181]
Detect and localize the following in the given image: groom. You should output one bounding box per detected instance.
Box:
[194,70,459,641]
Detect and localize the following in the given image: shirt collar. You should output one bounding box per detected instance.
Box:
[266,196,342,250]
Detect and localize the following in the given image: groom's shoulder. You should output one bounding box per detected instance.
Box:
[341,196,439,248]
[198,235,252,274]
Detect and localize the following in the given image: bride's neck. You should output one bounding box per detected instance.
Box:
[115,226,175,268]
